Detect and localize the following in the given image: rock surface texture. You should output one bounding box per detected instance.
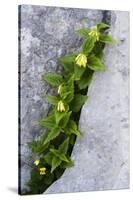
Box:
[19,5,129,193]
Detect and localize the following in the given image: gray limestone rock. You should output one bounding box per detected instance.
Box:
[19,5,104,193]
[45,11,129,194]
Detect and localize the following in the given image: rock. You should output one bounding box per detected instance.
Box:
[45,11,129,194]
[19,5,103,193]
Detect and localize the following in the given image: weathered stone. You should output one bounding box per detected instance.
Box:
[45,11,129,193]
[19,5,103,193]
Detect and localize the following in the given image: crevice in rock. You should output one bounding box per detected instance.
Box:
[102,10,111,25]
[42,10,112,194]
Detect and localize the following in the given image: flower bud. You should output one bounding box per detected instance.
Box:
[88,26,99,41]
[57,100,65,112]
[75,53,87,68]
[34,159,40,166]
[58,84,63,95]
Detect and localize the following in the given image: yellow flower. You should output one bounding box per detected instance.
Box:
[57,100,65,112]
[58,84,63,95]
[40,167,46,175]
[75,53,87,68]
[88,26,99,41]
[34,159,40,166]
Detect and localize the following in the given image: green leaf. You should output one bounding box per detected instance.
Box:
[42,73,63,86]
[60,157,74,169]
[58,111,72,128]
[77,69,93,89]
[59,137,69,154]
[38,113,55,129]
[82,37,96,54]
[64,120,80,137]
[88,55,105,71]
[70,94,88,112]
[61,91,73,103]
[77,28,90,37]
[43,127,61,145]
[92,42,104,59]
[51,156,62,173]
[55,110,66,125]
[44,152,53,165]
[60,77,74,103]
[99,34,113,44]
[46,95,58,105]
[28,140,49,155]
[74,64,85,80]
[50,149,69,162]
[59,54,76,64]
[96,22,110,31]
[59,53,77,73]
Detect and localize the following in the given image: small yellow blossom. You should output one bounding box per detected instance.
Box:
[58,84,63,95]
[88,26,99,41]
[57,100,65,112]
[75,53,87,68]
[34,159,40,166]
[40,167,46,175]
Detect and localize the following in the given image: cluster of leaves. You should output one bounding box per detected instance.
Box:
[26,22,113,194]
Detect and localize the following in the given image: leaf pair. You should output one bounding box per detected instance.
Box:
[38,111,56,129]
[50,137,70,172]
[59,77,74,103]
[28,140,49,155]
[44,138,72,172]
[77,22,110,38]
[77,22,113,55]
[87,55,105,71]
[64,120,81,137]
[42,109,72,145]
[55,110,72,128]
[43,126,61,145]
